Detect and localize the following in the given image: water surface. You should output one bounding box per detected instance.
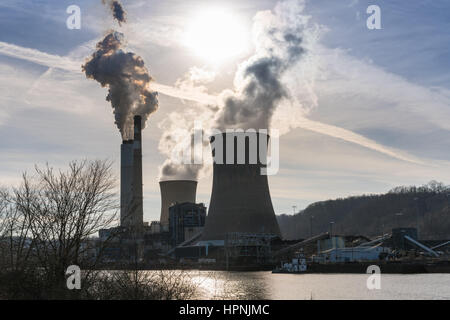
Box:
[187,271,450,300]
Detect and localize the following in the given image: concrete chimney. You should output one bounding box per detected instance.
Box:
[120,139,134,226]
[131,115,144,230]
[201,131,281,240]
[159,180,197,229]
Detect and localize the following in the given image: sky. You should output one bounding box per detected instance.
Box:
[1,0,450,222]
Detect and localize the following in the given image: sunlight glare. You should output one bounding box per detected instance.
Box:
[184,7,249,64]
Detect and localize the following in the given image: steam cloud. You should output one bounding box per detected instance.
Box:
[215,0,309,130]
[158,107,215,181]
[160,0,313,180]
[83,2,158,139]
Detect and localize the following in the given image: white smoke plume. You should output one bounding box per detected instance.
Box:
[158,104,216,181]
[214,0,313,130]
[159,0,316,180]
[83,2,158,139]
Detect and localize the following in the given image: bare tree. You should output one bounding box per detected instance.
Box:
[0,159,199,300]
[0,160,118,299]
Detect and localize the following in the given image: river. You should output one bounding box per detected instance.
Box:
[185,271,450,299]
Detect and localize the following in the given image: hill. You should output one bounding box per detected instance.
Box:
[277,181,450,240]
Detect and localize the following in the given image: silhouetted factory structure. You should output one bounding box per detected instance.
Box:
[98,130,285,267]
[97,128,450,270]
[169,202,206,247]
[202,132,281,240]
[120,115,144,233]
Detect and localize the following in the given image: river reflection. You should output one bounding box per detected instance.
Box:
[181,271,450,300]
[190,271,269,300]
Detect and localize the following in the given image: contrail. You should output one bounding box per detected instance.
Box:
[0,41,80,72]
[151,82,218,105]
[0,41,215,105]
[0,40,421,164]
[295,117,423,165]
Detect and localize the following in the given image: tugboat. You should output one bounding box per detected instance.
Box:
[272,253,308,273]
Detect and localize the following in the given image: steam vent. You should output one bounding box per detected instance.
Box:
[201,132,281,240]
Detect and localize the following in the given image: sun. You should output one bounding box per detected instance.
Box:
[183,7,249,64]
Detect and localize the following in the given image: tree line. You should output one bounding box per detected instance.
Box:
[277,181,450,240]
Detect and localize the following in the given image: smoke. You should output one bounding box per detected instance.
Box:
[82,32,158,139]
[158,105,215,181]
[102,0,127,25]
[214,0,312,130]
[159,0,315,180]
[83,1,158,139]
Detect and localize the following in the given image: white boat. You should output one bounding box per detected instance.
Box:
[273,254,308,273]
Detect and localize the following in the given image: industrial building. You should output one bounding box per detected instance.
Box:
[97,121,450,271]
[169,202,206,247]
[313,245,389,263]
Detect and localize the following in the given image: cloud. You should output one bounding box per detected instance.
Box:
[0,38,444,166]
[314,46,450,132]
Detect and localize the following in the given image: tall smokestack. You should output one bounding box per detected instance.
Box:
[131,115,144,229]
[120,139,134,226]
[159,180,197,229]
[201,132,281,240]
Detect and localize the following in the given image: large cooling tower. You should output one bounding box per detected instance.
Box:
[201,132,281,240]
[159,180,197,228]
[120,116,144,231]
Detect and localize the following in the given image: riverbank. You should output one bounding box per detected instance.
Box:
[94,260,450,273]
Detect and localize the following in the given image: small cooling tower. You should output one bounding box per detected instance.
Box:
[159,180,197,228]
[201,132,281,240]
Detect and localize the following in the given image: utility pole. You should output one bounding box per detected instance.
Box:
[292,205,297,215]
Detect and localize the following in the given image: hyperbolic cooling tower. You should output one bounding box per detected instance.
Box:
[159,180,197,228]
[201,132,281,240]
[120,115,144,230]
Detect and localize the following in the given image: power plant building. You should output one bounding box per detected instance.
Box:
[169,202,206,247]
